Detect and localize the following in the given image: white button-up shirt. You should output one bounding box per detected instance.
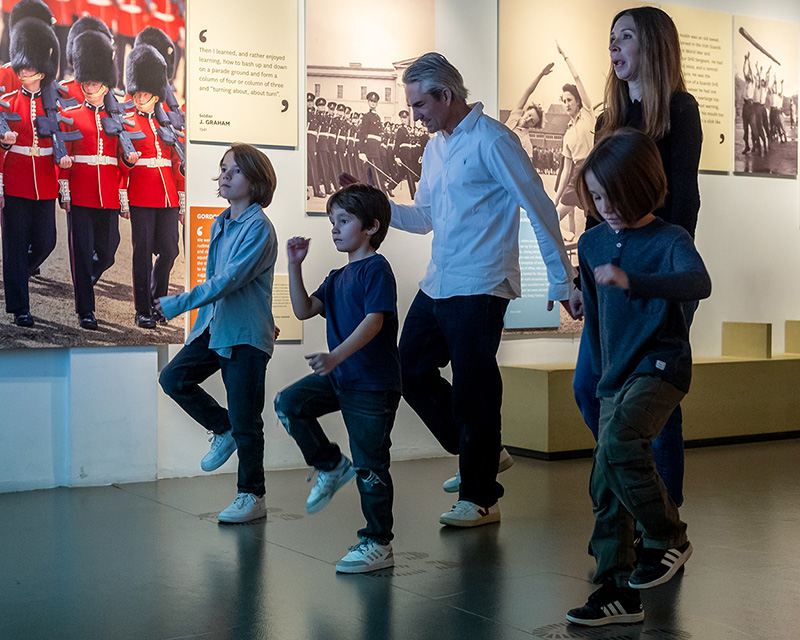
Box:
[390,102,573,301]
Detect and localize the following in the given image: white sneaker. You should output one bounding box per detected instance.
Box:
[218,492,266,523]
[336,538,394,573]
[439,500,500,527]
[306,455,356,514]
[201,430,237,472]
[442,447,515,493]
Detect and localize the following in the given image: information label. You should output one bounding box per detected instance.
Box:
[187,0,298,147]
[664,4,732,173]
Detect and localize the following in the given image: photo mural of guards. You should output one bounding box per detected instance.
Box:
[0,0,186,348]
[305,0,434,214]
[733,14,798,177]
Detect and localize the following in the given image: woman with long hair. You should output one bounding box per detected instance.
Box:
[573,6,702,509]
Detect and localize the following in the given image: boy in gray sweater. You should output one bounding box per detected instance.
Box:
[566,129,711,627]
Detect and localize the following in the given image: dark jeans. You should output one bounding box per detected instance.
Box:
[573,301,698,506]
[591,376,688,587]
[399,291,509,508]
[274,374,399,543]
[1,196,56,314]
[129,206,180,316]
[67,205,121,315]
[159,329,269,496]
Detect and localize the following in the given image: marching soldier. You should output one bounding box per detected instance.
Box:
[123,43,184,329]
[59,29,141,330]
[0,15,72,326]
[357,91,386,193]
[393,109,417,199]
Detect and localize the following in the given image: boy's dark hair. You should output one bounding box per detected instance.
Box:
[326,184,391,249]
[577,128,667,226]
[215,142,277,208]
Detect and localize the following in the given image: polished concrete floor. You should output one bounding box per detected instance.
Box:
[2,439,799,640]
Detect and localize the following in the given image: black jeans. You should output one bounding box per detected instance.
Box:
[274,374,399,543]
[159,330,269,496]
[399,291,509,508]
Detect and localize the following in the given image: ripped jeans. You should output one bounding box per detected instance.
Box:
[274,374,400,543]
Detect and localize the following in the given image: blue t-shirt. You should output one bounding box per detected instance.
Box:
[312,253,401,392]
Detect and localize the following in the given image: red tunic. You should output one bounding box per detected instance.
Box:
[124,109,183,208]
[149,0,183,42]
[115,0,149,38]
[0,63,21,96]
[59,101,137,209]
[0,88,58,200]
[43,0,75,26]
[76,0,117,27]
[59,78,85,105]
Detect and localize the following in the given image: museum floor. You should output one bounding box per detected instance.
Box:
[1,439,798,640]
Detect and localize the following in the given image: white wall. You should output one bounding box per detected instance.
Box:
[1,0,799,492]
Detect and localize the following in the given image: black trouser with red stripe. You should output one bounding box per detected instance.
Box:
[67,205,121,315]
[129,205,180,317]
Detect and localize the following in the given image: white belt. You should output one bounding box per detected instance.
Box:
[10,145,53,157]
[366,134,381,142]
[74,154,118,166]
[136,157,172,168]
[399,143,413,148]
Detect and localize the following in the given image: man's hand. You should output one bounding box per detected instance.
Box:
[286,236,311,265]
[594,264,630,290]
[305,351,340,376]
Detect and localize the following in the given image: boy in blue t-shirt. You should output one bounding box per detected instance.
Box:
[275,184,401,574]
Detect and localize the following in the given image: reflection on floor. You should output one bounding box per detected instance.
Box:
[1,439,798,640]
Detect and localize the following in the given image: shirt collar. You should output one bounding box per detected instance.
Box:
[450,102,483,137]
[220,202,262,226]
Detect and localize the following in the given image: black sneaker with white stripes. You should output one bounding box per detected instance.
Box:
[628,540,693,589]
[566,582,644,626]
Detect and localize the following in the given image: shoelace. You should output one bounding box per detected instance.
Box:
[207,432,224,450]
[232,493,255,508]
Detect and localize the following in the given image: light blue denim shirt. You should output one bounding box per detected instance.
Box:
[390,102,573,301]
[160,202,278,357]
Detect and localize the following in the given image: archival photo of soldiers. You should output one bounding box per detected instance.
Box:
[0,0,187,349]
[733,14,798,177]
[305,0,434,214]
[499,0,634,268]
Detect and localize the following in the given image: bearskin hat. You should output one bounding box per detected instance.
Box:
[10,17,59,83]
[134,27,175,80]
[125,44,166,101]
[72,31,116,88]
[9,0,54,32]
[66,16,113,68]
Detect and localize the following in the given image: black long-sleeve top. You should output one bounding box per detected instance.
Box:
[588,91,703,238]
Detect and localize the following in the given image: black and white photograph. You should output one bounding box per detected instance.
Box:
[305,0,434,214]
[733,14,798,177]
[499,0,635,267]
[0,0,187,348]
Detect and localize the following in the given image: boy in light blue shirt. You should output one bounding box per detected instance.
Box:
[157,143,278,524]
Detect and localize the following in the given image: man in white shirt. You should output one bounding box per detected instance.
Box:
[391,52,578,527]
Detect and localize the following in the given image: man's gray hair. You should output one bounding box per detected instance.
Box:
[402,52,469,103]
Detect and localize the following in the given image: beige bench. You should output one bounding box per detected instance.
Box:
[501,322,800,459]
